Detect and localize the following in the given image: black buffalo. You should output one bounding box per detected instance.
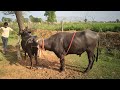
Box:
[38,30,99,73]
[19,29,38,69]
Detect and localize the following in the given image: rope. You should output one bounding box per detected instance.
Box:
[38,39,48,60]
[42,38,45,50]
[66,32,76,55]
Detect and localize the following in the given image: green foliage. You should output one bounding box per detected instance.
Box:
[84,18,87,23]
[18,22,120,32]
[2,17,12,22]
[1,21,120,32]
[90,23,120,32]
[113,26,120,32]
[99,48,120,62]
[44,11,57,22]
[116,19,120,23]
[29,15,42,22]
[23,18,29,23]
[62,22,92,31]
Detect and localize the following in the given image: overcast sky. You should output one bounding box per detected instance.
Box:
[0,11,120,22]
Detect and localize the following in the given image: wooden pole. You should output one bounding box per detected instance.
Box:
[61,21,63,32]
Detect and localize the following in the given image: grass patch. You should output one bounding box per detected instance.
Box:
[65,49,120,79]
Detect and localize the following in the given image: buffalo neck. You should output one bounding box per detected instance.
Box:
[44,38,52,51]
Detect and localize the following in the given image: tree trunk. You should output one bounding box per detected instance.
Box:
[15,11,24,60]
[15,11,24,32]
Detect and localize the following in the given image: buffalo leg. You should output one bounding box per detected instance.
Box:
[35,51,38,66]
[24,52,26,60]
[24,52,27,65]
[84,50,94,73]
[60,55,65,72]
[28,52,33,69]
[90,54,95,69]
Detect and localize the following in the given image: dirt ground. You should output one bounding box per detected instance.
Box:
[0,50,85,79]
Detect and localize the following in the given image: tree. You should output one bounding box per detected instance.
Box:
[2,11,15,15]
[84,18,87,23]
[2,17,5,22]
[29,15,34,22]
[44,11,57,23]
[116,19,119,23]
[14,11,24,32]
[29,15,42,22]
[38,18,42,22]
[15,11,25,60]
[2,17,12,22]
[22,17,29,23]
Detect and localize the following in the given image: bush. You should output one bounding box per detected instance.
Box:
[113,26,120,32]
[100,48,120,61]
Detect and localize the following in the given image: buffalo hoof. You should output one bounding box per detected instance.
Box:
[30,66,33,69]
[83,69,89,74]
[26,66,34,69]
[59,68,65,72]
[83,71,87,74]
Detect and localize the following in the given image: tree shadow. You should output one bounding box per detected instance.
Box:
[65,64,86,73]
[38,58,60,71]
[0,45,19,65]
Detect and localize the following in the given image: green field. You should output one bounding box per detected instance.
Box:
[2,22,120,32]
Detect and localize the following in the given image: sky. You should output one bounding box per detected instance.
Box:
[0,11,120,22]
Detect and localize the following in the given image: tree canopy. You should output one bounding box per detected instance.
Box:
[29,15,42,22]
[2,17,12,22]
[44,11,57,22]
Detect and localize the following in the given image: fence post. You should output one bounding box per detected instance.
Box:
[61,21,63,32]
